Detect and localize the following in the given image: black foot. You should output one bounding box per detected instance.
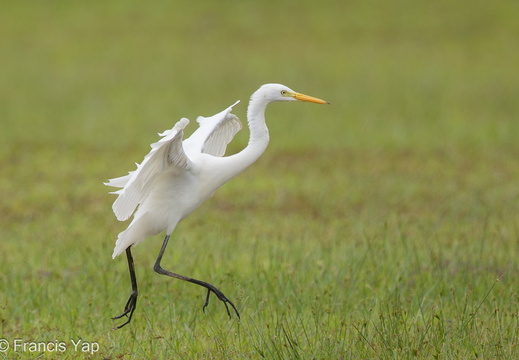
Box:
[202,284,240,319]
[153,234,240,320]
[112,291,137,330]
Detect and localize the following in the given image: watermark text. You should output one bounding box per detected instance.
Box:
[0,338,99,354]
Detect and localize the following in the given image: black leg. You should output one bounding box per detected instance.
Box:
[112,247,138,330]
[153,234,240,319]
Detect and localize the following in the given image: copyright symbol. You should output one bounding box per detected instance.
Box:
[0,339,9,352]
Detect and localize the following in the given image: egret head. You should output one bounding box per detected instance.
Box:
[255,83,329,104]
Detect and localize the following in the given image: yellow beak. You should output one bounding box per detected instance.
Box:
[293,92,330,105]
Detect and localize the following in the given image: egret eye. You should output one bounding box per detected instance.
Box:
[281,90,289,96]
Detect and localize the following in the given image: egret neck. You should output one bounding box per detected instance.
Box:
[218,88,271,181]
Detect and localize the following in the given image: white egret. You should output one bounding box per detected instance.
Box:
[106,83,329,329]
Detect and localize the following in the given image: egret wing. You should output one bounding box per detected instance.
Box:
[105,117,191,221]
[183,101,242,157]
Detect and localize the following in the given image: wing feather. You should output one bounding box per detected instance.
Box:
[201,114,242,156]
[183,101,242,157]
[105,117,190,221]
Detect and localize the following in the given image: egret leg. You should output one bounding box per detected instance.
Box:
[153,234,240,319]
[112,247,138,330]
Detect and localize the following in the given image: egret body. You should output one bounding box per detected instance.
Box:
[106,83,328,329]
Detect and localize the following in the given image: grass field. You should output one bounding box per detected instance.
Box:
[1,1,518,359]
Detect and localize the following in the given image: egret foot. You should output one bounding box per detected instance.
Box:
[154,234,240,319]
[112,291,137,330]
[203,284,240,319]
[112,247,138,330]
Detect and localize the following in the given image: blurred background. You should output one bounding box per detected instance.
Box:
[2,0,518,240]
[2,0,517,152]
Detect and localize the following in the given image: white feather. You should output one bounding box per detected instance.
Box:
[183,100,242,157]
[106,101,242,235]
[105,118,190,221]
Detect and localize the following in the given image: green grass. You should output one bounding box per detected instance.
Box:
[1,0,518,358]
